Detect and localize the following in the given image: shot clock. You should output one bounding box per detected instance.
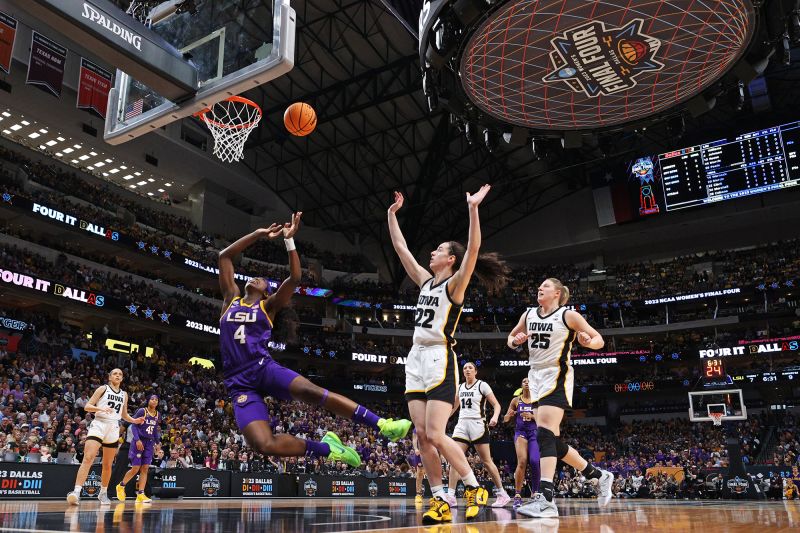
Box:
[704,358,726,380]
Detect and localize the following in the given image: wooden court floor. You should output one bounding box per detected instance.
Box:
[0,498,797,532]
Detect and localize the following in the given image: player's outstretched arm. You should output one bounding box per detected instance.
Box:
[387,191,431,287]
[449,184,490,302]
[266,212,303,319]
[121,395,144,424]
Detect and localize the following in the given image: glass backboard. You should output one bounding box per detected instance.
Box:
[104,0,295,144]
[688,389,747,422]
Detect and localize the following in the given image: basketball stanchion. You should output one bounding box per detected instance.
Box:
[194,96,263,163]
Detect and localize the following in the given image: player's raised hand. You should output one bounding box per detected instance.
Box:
[388,191,404,214]
[260,223,284,240]
[466,184,491,208]
[512,332,530,347]
[131,417,145,425]
[283,212,303,238]
[577,331,593,347]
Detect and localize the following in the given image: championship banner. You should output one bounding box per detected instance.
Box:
[26,32,67,97]
[77,58,113,118]
[0,11,17,74]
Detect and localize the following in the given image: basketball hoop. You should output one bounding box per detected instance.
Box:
[710,412,724,426]
[194,96,262,163]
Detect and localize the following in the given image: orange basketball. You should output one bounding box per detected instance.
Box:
[284,102,317,136]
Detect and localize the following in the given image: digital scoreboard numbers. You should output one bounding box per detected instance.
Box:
[704,358,725,380]
[660,120,800,211]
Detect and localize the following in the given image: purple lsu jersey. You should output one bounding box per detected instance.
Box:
[132,408,159,441]
[220,297,273,376]
[515,398,537,437]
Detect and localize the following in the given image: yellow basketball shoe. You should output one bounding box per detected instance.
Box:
[422,496,452,524]
[115,484,126,502]
[135,493,152,504]
[464,485,489,519]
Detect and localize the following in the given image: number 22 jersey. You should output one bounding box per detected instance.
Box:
[412,277,462,347]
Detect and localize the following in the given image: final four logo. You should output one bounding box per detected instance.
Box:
[543,19,664,97]
[304,479,318,496]
[82,472,101,498]
[201,475,220,497]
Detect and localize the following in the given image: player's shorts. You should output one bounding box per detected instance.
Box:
[404,344,458,404]
[528,364,574,409]
[128,441,155,466]
[224,356,301,430]
[87,418,122,445]
[452,418,490,445]
[514,426,538,442]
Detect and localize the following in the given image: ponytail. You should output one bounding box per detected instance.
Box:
[546,277,570,306]
[447,242,510,293]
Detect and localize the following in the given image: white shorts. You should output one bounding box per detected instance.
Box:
[405,344,458,404]
[87,418,121,445]
[452,418,490,445]
[528,365,574,409]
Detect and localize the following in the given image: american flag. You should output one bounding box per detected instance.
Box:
[124,98,144,120]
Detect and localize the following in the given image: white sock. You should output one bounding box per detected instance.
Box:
[73,485,81,493]
[99,486,107,495]
[498,488,509,496]
[462,471,478,488]
[431,485,445,499]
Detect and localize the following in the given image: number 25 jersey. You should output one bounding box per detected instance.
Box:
[526,306,576,369]
[412,277,463,347]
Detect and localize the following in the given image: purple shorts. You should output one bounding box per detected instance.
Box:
[224,357,301,430]
[129,441,154,466]
[514,428,538,442]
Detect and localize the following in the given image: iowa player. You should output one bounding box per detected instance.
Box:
[66,369,143,505]
[448,362,510,507]
[387,185,509,524]
[507,278,613,518]
[218,213,410,468]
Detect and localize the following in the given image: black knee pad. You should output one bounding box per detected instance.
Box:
[555,437,569,459]
[537,427,557,458]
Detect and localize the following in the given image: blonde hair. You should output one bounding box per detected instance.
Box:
[546,277,570,306]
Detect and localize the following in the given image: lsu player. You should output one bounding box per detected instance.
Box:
[67,369,143,505]
[116,394,160,503]
[218,213,410,468]
[448,362,510,507]
[503,377,540,508]
[507,278,613,518]
[387,185,509,524]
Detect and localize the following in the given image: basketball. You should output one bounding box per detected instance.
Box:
[284,102,317,136]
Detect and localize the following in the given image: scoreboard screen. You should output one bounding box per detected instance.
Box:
[659,120,800,211]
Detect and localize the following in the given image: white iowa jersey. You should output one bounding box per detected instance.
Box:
[457,380,492,420]
[412,277,462,347]
[526,306,576,368]
[94,385,127,422]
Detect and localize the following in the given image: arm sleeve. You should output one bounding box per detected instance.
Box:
[130,408,145,441]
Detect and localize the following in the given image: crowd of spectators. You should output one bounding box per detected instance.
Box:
[0,144,373,275]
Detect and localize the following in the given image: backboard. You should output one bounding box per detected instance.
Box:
[104,0,295,144]
[688,389,747,422]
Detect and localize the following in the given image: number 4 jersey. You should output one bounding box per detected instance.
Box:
[526,306,576,368]
[412,277,462,347]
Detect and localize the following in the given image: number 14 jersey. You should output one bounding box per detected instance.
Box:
[412,277,463,347]
[526,306,576,369]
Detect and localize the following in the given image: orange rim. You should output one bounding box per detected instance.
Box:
[193,96,262,130]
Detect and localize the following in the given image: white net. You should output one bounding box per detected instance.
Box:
[196,97,262,163]
[710,413,724,426]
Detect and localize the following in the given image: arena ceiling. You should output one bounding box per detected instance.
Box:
[111,0,800,282]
